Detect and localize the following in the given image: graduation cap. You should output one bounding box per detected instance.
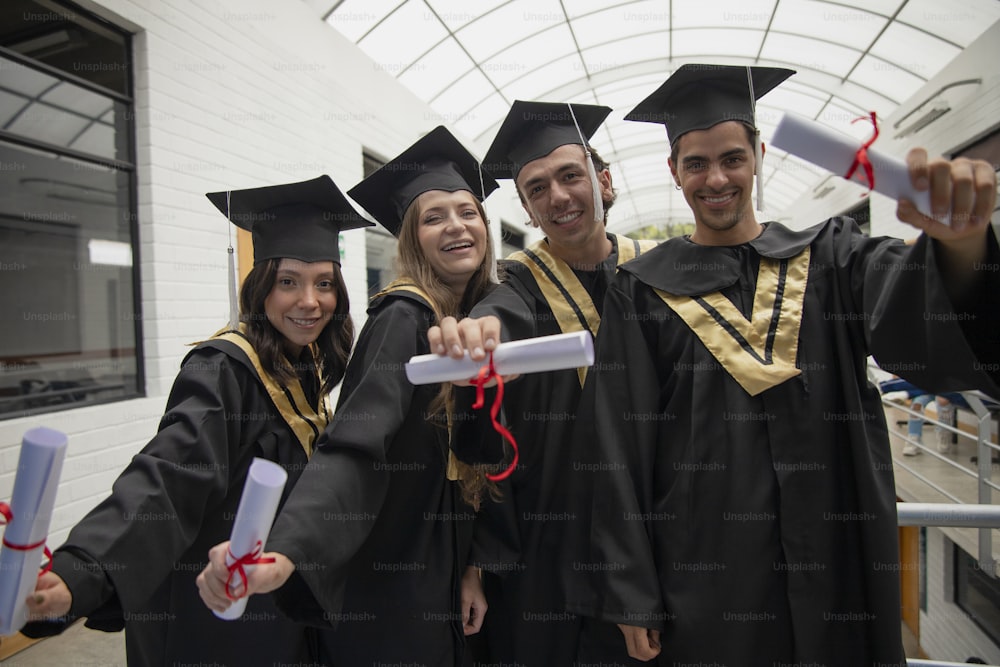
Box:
[206,175,372,329]
[625,64,795,210]
[482,100,611,182]
[483,100,612,223]
[347,125,499,238]
[206,175,372,265]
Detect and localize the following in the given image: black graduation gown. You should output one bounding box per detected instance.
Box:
[267,289,474,666]
[455,234,654,666]
[567,219,1000,666]
[21,340,324,666]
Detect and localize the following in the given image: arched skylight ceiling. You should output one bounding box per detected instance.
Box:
[317,0,1000,234]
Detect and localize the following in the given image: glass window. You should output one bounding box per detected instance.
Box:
[499,221,524,259]
[361,149,397,297]
[0,0,139,419]
[842,199,871,235]
[954,543,1000,649]
[1,0,130,96]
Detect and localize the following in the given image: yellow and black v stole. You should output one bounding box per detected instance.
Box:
[653,247,811,396]
[209,324,329,458]
[507,234,658,386]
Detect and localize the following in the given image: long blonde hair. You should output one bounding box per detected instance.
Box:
[396,191,499,509]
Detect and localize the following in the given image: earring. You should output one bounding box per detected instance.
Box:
[674,184,682,191]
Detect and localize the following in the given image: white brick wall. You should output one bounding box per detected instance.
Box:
[0,0,511,547]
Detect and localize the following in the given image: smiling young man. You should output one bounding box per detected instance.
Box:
[429,100,657,666]
[566,64,1000,665]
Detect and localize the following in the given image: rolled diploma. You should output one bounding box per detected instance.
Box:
[0,427,68,635]
[770,112,936,221]
[406,330,594,385]
[214,457,288,620]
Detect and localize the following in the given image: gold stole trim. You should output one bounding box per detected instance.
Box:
[507,234,657,386]
[210,326,328,458]
[373,279,435,305]
[373,280,465,480]
[653,247,810,396]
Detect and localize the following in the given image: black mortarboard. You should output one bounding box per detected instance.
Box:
[347,126,498,237]
[206,175,372,265]
[482,100,612,181]
[624,64,795,146]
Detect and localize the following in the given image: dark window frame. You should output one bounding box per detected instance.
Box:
[0,0,141,420]
[953,543,1000,649]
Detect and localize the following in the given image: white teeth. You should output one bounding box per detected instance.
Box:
[703,194,733,204]
[291,318,317,326]
[444,242,472,251]
[554,212,578,223]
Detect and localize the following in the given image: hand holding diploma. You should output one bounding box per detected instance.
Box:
[197,542,295,614]
[771,112,996,239]
[771,111,996,303]
[0,427,68,635]
[420,317,593,385]
[195,458,294,618]
[428,315,507,387]
[422,319,596,482]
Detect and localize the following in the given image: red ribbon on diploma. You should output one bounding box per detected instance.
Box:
[471,352,520,482]
[225,540,275,601]
[0,501,53,576]
[845,111,879,192]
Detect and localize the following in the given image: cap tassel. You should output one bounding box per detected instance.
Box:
[585,151,605,224]
[227,248,239,331]
[754,129,764,212]
[225,191,240,331]
[745,66,765,212]
[566,103,605,224]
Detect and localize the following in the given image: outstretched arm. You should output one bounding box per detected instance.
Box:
[896,149,997,306]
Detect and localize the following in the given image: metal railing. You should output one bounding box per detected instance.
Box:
[896,502,999,667]
[884,389,999,577]
[909,661,998,667]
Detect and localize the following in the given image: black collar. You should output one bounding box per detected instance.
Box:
[621,220,827,295]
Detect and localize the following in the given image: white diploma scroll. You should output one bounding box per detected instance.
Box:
[0,427,68,635]
[771,112,936,221]
[215,457,288,620]
[405,330,595,385]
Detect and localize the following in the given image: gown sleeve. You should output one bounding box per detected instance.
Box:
[34,348,246,628]
[451,281,537,569]
[848,225,1000,394]
[452,279,540,467]
[563,276,666,628]
[266,299,421,621]
[470,279,539,342]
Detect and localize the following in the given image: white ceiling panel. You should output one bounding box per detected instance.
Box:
[317,0,999,232]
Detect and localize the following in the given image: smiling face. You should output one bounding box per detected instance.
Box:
[413,189,488,295]
[515,143,613,263]
[264,258,339,357]
[669,120,760,245]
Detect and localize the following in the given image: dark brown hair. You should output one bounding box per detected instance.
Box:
[239,259,353,395]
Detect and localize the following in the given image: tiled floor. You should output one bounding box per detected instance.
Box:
[1,620,125,666]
